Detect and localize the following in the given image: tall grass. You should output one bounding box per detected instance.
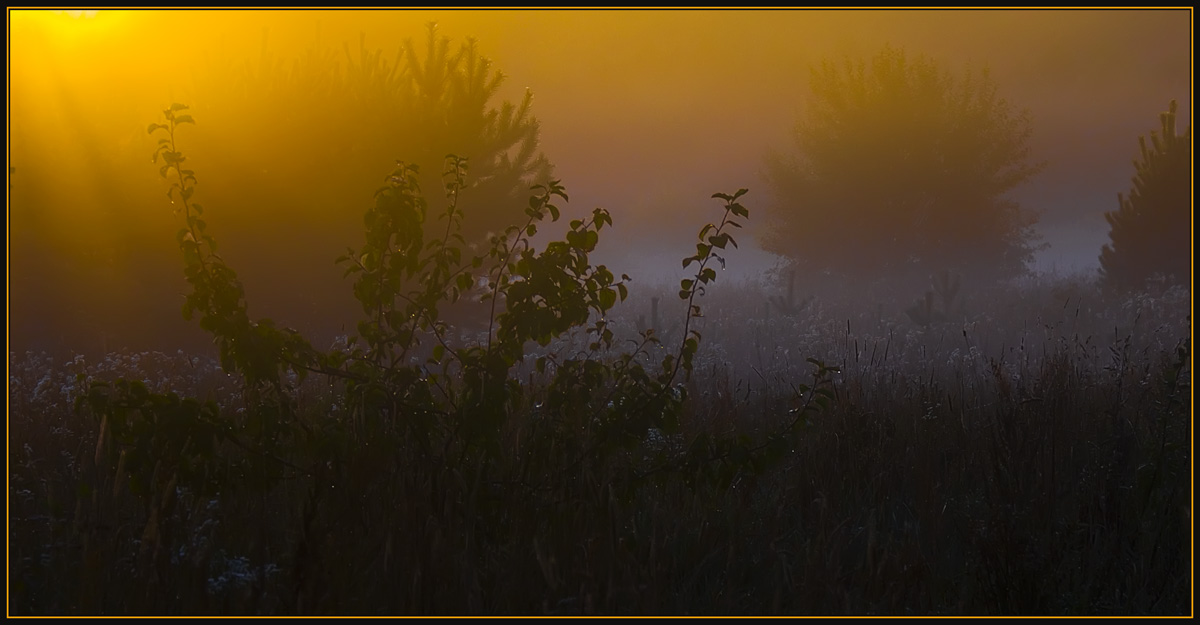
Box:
[9,275,1190,615]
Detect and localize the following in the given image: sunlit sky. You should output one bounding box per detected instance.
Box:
[6,8,1193,350]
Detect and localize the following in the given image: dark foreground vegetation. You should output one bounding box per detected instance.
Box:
[8,296,1191,615]
[8,104,1191,616]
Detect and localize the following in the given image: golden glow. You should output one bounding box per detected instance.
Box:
[56,9,100,19]
[9,9,130,67]
[6,9,1193,350]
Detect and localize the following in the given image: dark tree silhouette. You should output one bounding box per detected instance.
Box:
[194,22,551,246]
[762,46,1042,285]
[368,23,552,242]
[181,23,553,338]
[1099,100,1192,291]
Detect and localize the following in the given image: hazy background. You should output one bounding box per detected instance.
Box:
[7,9,1193,354]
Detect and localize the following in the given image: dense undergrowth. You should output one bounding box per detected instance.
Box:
[7,106,1192,615]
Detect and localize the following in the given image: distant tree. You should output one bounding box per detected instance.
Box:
[361,23,552,242]
[193,22,551,246]
[762,46,1042,285]
[1099,100,1192,291]
[185,23,552,334]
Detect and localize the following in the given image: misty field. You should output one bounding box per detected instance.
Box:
[8,8,1193,618]
[9,272,1190,615]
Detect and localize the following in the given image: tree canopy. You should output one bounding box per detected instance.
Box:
[762,46,1042,285]
[1099,100,1192,291]
[192,22,551,245]
[181,23,553,336]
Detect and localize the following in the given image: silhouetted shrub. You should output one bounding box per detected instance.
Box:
[1099,100,1191,291]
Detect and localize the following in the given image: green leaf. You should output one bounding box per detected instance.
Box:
[599,288,616,312]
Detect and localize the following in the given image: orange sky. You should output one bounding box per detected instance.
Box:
[10,10,1192,264]
[6,9,1193,351]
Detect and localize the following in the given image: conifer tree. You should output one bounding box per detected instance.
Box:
[191,22,551,246]
[1099,100,1192,291]
[182,23,552,331]
[763,46,1042,285]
